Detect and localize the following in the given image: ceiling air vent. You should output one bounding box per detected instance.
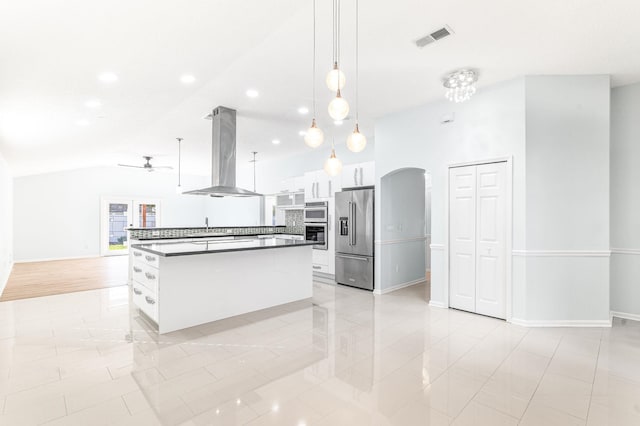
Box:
[415,25,453,48]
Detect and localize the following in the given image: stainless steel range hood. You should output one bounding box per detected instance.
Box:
[184,106,261,197]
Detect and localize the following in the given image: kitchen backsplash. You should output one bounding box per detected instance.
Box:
[128,225,302,240]
[285,209,304,235]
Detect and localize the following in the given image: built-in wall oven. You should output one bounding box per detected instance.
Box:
[304,201,328,250]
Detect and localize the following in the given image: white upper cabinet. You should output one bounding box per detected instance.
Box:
[341,161,375,188]
[304,171,341,201]
[280,176,305,193]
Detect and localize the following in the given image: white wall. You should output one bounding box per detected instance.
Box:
[610,82,640,318]
[523,75,610,323]
[0,151,13,294]
[375,78,527,313]
[377,168,426,292]
[13,167,211,261]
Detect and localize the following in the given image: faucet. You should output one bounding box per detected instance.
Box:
[205,217,209,232]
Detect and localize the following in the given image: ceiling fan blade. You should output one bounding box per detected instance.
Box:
[118,164,146,169]
[151,166,174,170]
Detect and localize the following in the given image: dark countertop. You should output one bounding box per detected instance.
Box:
[131,233,303,241]
[132,237,315,257]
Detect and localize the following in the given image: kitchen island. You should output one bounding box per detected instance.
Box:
[130,237,314,333]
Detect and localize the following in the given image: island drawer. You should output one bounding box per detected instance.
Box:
[132,283,158,322]
[132,250,160,268]
[132,261,159,294]
[312,263,329,274]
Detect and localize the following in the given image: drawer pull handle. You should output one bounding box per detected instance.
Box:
[133,267,142,273]
[133,252,142,257]
[144,272,156,280]
[312,265,322,270]
[145,296,156,305]
[145,255,156,262]
[133,288,142,295]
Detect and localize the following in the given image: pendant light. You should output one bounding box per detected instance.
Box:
[324,139,343,176]
[346,0,366,152]
[175,137,183,194]
[326,0,345,91]
[327,0,349,120]
[304,0,324,148]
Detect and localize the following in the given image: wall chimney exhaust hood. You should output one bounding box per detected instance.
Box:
[184,106,262,197]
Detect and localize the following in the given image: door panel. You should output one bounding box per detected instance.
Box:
[449,167,477,313]
[351,189,374,257]
[475,162,506,319]
[335,191,353,254]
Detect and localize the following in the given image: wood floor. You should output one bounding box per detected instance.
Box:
[1,256,128,302]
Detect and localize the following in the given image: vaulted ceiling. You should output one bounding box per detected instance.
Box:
[1,0,639,176]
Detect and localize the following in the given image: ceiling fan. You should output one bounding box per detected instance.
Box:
[118,156,173,172]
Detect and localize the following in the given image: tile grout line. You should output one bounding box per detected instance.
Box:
[584,328,604,423]
[516,333,563,425]
[451,326,530,423]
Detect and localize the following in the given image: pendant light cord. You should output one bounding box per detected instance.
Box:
[332,0,337,66]
[177,137,182,187]
[355,0,359,124]
[313,0,317,118]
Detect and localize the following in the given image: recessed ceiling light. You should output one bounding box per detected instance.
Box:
[246,89,259,98]
[334,120,343,126]
[76,119,90,126]
[98,72,118,83]
[272,139,281,145]
[180,74,196,84]
[297,107,309,115]
[298,131,307,136]
[85,99,102,108]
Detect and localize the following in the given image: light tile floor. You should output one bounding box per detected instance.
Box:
[0,282,639,425]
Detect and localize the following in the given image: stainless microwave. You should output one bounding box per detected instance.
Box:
[304,201,328,223]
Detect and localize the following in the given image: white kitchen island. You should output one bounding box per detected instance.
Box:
[130,237,314,334]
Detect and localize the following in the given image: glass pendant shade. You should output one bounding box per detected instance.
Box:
[328,90,349,121]
[346,124,367,152]
[304,119,324,148]
[326,65,346,92]
[324,148,343,176]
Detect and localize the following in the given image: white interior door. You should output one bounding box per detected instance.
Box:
[449,162,507,319]
[449,167,477,313]
[475,162,506,319]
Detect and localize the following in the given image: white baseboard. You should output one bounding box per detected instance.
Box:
[428,300,447,308]
[610,311,640,322]
[374,278,425,295]
[15,255,100,263]
[510,318,611,327]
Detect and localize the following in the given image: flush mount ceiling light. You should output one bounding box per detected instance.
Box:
[346,0,366,153]
[443,69,478,103]
[304,0,324,149]
[180,74,196,84]
[98,72,118,83]
[246,89,259,98]
[271,139,281,145]
[297,107,309,115]
[324,140,343,176]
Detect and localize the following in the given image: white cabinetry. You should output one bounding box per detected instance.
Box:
[280,176,305,193]
[341,161,375,188]
[305,170,341,201]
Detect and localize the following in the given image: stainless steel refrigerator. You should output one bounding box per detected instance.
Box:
[335,188,374,290]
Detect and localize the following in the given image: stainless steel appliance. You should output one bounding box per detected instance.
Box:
[304,223,328,250]
[304,201,328,223]
[335,188,374,290]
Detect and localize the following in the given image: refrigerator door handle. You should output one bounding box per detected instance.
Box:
[351,201,356,246]
[348,201,353,245]
[336,254,369,262]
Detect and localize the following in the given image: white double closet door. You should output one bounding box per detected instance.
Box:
[449,162,507,319]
